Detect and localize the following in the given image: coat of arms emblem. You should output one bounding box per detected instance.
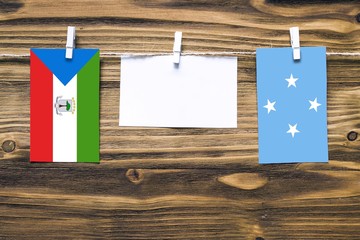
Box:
[54,96,76,115]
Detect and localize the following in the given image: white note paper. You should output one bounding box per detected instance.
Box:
[119,56,237,128]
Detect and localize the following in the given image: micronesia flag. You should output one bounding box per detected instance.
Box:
[256,47,328,164]
[30,49,99,163]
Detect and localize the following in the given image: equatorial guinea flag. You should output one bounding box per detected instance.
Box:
[30,49,99,163]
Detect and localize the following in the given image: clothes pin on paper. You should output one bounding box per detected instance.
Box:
[66,26,76,59]
[290,27,300,60]
[173,31,182,64]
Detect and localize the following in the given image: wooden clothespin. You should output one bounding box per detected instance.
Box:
[66,26,76,59]
[290,27,300,60]
[173,31,182,64]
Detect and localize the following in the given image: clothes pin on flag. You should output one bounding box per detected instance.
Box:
[66,26,76,59]
[290,27,300,60]
[173,31,182,64]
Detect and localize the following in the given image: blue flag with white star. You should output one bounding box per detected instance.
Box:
[256,47,328,164]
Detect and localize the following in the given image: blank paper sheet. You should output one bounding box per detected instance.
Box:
[119,55,237,128]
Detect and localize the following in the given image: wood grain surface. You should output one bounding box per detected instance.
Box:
[1,0,360,239]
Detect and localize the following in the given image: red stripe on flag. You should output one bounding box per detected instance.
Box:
[30,51,53,162]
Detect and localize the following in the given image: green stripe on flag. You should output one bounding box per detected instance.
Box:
[77,51,99,163]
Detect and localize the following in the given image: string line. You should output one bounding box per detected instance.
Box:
[0,51,359,58]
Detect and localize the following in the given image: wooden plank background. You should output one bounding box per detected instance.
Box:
[1,0,360,239]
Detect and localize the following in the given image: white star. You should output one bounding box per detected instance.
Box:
[285,74,298,88]
[309,97,321,112]
[264,99,276,114]
[287,123,300,138]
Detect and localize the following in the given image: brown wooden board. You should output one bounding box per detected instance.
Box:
[0,0,359,239]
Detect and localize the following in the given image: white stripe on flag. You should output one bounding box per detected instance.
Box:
[53,75,77,162]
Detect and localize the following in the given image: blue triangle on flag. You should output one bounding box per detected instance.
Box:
[31,49,98,86]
